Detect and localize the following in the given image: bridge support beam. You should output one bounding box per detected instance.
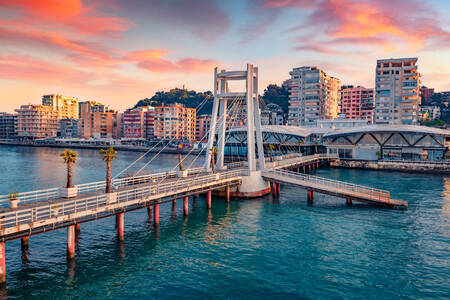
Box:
[303,165,306,173]
[154,203,160,226]
[147,205,153,219]
[307,189,314,203]
[172,197,177,214]
[67,225,75,259]
[0,242,5,284]
[183,196,189,216]
[226,186,230,203]
[116,213,124,240]
[308,164,311,172]
[206,190,212,209]
[75,223,81,236]
[346,197,353,207]
[21,236,29,250]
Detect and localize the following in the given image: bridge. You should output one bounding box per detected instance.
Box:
[0,64,407,284]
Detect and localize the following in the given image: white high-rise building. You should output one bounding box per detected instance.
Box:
[375,57,421,125]
[287,67,341,127]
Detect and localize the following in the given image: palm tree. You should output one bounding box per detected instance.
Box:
[268,144,276,162]
[100,147,118,193]
[210,147,218,173]
[60,149,78,188]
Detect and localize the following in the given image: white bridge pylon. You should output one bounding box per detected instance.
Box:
[205,64,265,173]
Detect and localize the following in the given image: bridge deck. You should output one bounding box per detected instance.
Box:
[0,169,244,241]
[262,169,407,208]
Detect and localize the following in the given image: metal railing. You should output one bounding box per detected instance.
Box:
[0,169,247,231]
[263,169,390,202]
[0,167,206,207]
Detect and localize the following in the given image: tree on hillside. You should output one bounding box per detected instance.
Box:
[134,88,213,114]
[262,84,289,113]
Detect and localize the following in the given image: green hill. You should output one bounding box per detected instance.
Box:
[134,88,213,115]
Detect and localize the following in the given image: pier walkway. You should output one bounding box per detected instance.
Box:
[262,169,408,209]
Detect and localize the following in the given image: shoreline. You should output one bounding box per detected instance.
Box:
[0,141,204,154]
[1,142,448,174]
[331,159,450,174]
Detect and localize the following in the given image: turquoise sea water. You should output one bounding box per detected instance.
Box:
[0,146,449,299]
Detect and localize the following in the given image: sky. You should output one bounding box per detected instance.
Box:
[0,0,450,113]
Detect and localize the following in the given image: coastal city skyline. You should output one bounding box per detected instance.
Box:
[1,0,450,113]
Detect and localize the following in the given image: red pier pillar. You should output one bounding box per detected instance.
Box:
[154,203,160,226]
[307,189,314,202]
[346,197,353,206]
[277,182,281,195]
[21,236,29,250]
[206,190,212,209]
[116,213,124,240]
[75,223,81,235]
[226,186,231,203]
[303,165,306,173]
[147,205,153,219]
[172,197,177,214]
[183,196,189,216]
[67,225,75,259]
[0,242,5,284]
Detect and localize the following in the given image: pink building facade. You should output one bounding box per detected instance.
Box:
[341,86,375,123]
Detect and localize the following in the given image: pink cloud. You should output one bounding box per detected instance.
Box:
[259,0,450,54]
[0,0,132,37]
[126,50,218,73]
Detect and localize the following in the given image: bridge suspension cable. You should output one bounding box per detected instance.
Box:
[112,94,213,179]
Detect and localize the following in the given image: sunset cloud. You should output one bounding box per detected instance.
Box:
[126,50,218,73]
[258,0,450,54]
[0,0,132,37]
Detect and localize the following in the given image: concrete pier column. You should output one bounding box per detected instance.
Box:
[183,196,189,216]
[116,213,124,240]
[147,205,153,219]
[206,190,212,209]
[67,225,75,259]
[303,165,306,173]
[21,236,29,250]
[154,203,160,226]
[308,164,311,172]
[172,196,177,214]
[0,242,5,284]
[226,186,231,203]
[307,189,314,203]
[346,197,353,206]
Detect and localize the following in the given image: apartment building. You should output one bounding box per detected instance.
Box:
[153,103,196,142]
[0,113,17,139]
[59,119,79,138]
[144,111,155,139]
[79,111,118,139]
[341,86,375,123]
[78,101,111,118]
[42,94,78,119]
[420,86,434,104]
[196,114,211,142]
[122,107,153,139]
[287,66,341,127]
[15,104,59,138]
[375,57,421,125]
